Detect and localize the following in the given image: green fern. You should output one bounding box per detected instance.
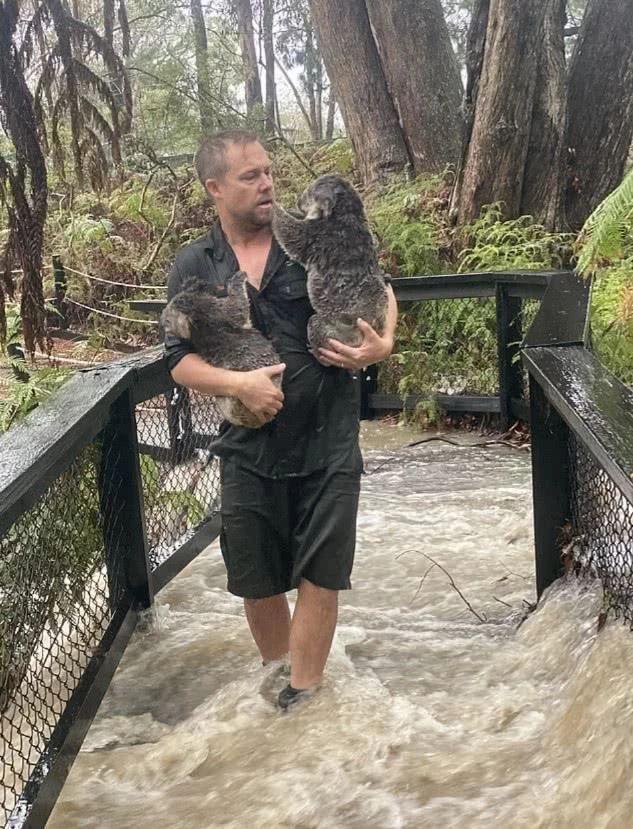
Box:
[0,367,71,431]
[367,175,447,276]
[459,204,572,272]
[577,168,633,275]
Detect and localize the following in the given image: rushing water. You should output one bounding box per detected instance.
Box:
[48,423,633,829]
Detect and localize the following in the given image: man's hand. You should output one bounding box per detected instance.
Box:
[236,364,286,424]
[318,319,394,370]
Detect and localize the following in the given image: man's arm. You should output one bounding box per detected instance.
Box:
[170,342,286,426]
[165,257,286,425]
[318,284,398,370]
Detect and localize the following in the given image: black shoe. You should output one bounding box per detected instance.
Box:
[277,683,316,712]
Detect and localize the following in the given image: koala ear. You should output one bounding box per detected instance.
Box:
[161,305,191,340]
[305,194,334,220]
[181,276,210,295]
[226,270,248,297]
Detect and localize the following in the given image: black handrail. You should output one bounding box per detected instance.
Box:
[130,269,564,430]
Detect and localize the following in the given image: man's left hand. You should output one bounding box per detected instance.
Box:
[318,318,394,370]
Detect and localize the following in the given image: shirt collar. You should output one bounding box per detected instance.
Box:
[206,220,289,289]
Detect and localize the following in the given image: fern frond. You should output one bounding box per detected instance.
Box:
[68,18,132,131]
[80,127,109,192]
[72,60,120,131]
[80,98,121,165]
[35,46,62,112]
[577,167,633,275]
[18,1,51,70]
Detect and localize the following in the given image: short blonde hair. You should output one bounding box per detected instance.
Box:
[194,130,261,184]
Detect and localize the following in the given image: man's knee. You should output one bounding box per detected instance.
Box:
[298,578,338,601]
[244,592,287,610]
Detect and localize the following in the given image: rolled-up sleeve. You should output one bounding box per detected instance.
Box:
[164,258,196,372]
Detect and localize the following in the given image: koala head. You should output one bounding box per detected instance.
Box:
[297,174,364,221]
[161,272,250,342]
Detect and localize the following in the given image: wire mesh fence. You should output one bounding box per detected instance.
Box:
[568,434,633,625]
[0,350,225,826]
[135,390,223,570]
[0,440,128,827]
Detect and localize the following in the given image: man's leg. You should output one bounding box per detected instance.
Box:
[220,459,293,664]
[289,579,338,689]
[284,456,360,693]
[244,593,291,663]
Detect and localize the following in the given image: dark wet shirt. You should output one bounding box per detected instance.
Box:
[165,221,360,479]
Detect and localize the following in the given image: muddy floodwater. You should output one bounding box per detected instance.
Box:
[49,422,633,829]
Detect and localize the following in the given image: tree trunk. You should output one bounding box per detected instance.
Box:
[234,0,263,116]
[519,0,567,228]
[104,0,115,46]
[364,0,463,173]
[565,0,633,229]
[32,0,53,110]
[262,0,276,134]
[453,0,549,225]
[0,3,48,352]
[304,24,319,140]
[450,0,489,220]
[49,0,84,189]
[325,92,336,141]
[190,0,214,133]
[315,53,323,140]
[309,0,410,184]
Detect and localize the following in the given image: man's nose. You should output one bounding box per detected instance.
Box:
[259,173,273,191]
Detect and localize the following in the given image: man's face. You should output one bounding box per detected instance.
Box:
[206,141,274,229]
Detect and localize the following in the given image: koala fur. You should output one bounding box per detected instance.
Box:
[161,272,281,429]
[272,174,388,354]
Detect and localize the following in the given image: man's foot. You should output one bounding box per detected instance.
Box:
[277,683,317,712]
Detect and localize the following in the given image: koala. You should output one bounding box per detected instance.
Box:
[161,272,282,429]
[272,174,388,356]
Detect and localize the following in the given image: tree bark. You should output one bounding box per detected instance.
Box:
[453,0,549,225]
[305,23,319,140]
[450,0,489,220]
[565,0,633,229]
[364,0,463,173]
[325,92,335,141]
[315,52,323,140]
[190,0,214,133]
[262,0,276,134]
[234,0,263,116]
[520,0,567,228]
[309,0,410,184]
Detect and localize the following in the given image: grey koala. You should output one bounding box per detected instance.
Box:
[161,272,282,429]
[272,174,388,355]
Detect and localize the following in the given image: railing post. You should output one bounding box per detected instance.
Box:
[359,364,378,420]
[529,376,571,597]
[98,388,153,610]
[166,385,195,463]
[496,284,523,431]
[52,255,68,329]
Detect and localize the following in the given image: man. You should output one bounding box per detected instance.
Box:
[165,130,397,710]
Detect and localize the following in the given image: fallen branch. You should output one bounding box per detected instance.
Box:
[398,547,487,623]
[410,563,437,605]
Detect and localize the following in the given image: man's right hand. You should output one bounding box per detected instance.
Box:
[236,364,286,425]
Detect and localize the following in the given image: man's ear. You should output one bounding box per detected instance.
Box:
[205,178,221,200]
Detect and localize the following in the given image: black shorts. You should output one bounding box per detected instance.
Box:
[219,455,362,599]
